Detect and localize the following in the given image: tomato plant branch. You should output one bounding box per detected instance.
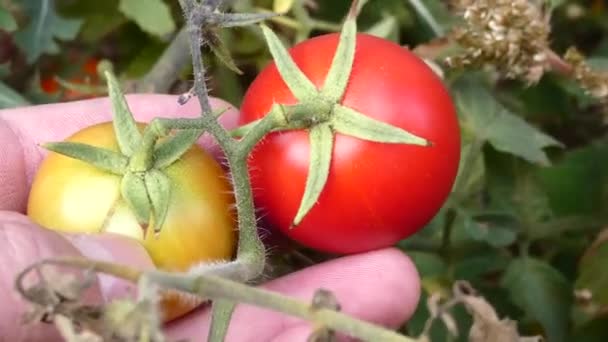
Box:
[406,0,444,36]
[134,27,191,93]
[148,271,415,342]
[177,1,282,337]
[129,127,161,172]
[208,300,236,342]
[15,256,417,342]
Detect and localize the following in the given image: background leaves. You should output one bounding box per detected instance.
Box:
[118,0,176,38]
[14,0,83,63]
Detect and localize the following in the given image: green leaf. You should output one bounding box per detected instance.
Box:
[123,40,166,78]
[273,0,295,13]
[43,142,128,175]
[206,30,243,75]
[501,257,572,342]
[217,12,279,28]
[0,5,17,32]
[118,0,175,37]
[547,0,567,9]
[105,71,142,156]
[572,316,608,342]
[293,123,334,226]
[0,62,10,79]
[14,0,83,64]
[408,252,447,278]
[455,79,563,166]
[207,300,236,342]
[462,212,518,248]
[154,130,201,168]
[144,170,171,234]
[365,15,399,41]
[121,172,152,226]
[452,139,485,198]
[575,232,608,313]
[488,112,563,166]
[588,57,608,70]
[453,250,510,281]
[537,144,608,216]
[321,8,357,103]
[0,81,30,109]
[405,0,444,36]
[331,104,429,146]
[260,25,318,101]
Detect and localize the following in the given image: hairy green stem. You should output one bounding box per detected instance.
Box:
[187,20,214,117]
[16,257,417,342]
[264,10,340,33]
[128,127,162,172]
[292,0,314,41]
[406,0,444,37]
[226,155,266,277]
[146,271,416,342]
[237,104,287,154]
[208,300,237,342]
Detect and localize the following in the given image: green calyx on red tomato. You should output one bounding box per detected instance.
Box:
[237,0,461,254]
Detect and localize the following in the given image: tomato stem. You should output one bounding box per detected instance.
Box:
[16,256,417,342]
[128,128,160,172]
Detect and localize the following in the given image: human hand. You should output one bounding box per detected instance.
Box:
[0,96,421,341]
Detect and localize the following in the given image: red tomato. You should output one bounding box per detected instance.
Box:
[239,33,461,254]
[40,57,101,100]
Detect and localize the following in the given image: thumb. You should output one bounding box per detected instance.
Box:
[0,211,154,342]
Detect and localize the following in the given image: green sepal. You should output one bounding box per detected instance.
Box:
[205,30,243,75]
[105,71,142,156]
[121,172,152,228]
[153,129,202,168]
[331,104,431,146]
[355,0,369,13]
[260,24,318,101]
[321,3,357,103]
[144,169,172,234]
[217,12,279,28]
[293,123,334,227]
[43,142,128,175]
[229,118,263,138]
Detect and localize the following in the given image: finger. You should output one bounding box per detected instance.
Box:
[0,211,101,342]
[165,248,421,342]
[64,231,155,302]
[0,95,239,212]
[0,211,155,341]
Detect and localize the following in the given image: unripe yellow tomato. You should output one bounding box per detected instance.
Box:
[27,122,237,321]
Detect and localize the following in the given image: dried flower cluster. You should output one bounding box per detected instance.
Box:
[446,0,552,84]
[563,47,608,106]
[417,282,542,342]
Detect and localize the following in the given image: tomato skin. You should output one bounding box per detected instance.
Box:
[27,122,237,320]
[239,33,461,254]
